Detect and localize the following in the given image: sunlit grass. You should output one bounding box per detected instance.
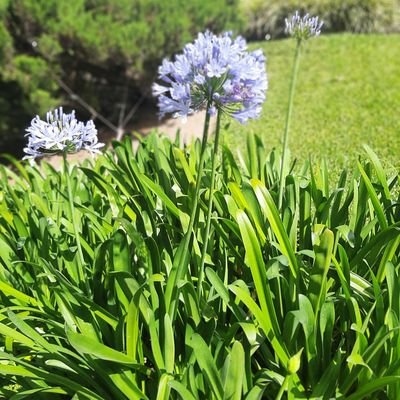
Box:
[226,33,400,170]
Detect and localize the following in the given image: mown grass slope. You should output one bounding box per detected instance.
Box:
[227,33,400,169]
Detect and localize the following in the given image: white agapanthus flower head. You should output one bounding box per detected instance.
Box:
[285,11,323,41]
[24,107,104,159]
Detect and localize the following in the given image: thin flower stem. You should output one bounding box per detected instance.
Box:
[166,107,211,318]
[191,110,212,233]
[275,374,290,400]
[278,39,302,210]
[63,152,89,293]
[197,109,222,298]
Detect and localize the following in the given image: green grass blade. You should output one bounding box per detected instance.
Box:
[9,387,69,400]
[0,351,104,399]
[126,300,139,361]
[148,312,165,371]
[0,281,38,306]
[188,333,224,400]
[236,209,281,334]
[163,313,175,374]
[229,283,289,366]
[251,179,298,279]
[156,373,173,400]
[363,145,391,200]
[206,267,244,320]
[0,321,36,349]
[223,341,245,400]
[345,376,400,400]
[107,370,147,400]
[357,161,388,229]
[169,380,197,400]
[140,174,181,218]
[66,328,144,368]
[308,226,334,317]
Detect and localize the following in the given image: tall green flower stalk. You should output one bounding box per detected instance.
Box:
[278,39,301,210]
[153,31,268,320]
[23,107,104,292]
[163,107,212,316]
[278,11,323,210]
[63,152,89,292]
[197,109,222,297]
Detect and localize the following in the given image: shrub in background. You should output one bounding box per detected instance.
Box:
[241,0,400,40]
[0,0,243,152]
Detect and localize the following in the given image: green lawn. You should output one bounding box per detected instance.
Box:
[226,33,400,170]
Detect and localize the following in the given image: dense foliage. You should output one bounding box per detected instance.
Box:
[241,0,400,39]
[0,133,399,398]
[0,0,242,153]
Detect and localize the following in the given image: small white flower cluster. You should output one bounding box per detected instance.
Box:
[24,107,104,159]
[285,11,323,40]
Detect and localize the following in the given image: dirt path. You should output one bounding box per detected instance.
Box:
[47,110,215,168]
[134,109,213,143]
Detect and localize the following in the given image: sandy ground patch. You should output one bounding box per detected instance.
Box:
[46,110,216,169]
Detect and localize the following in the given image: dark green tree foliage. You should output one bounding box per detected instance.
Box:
[0,0,243,153]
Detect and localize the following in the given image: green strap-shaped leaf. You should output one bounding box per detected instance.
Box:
[169,380,197,400]
[251,179,298,279]
[66,328,144,368]
[148,312,165,371]
[223,341,245,400]
[357,161,388,229]
[173,147,195,184]
[349,223,400,270]
[188,333,224,400]
[140,174,181,218]
[363,145,391,200]
[236,209,280,336]
[229,283,289,366]
[156,373,173,400]
[126,300,139,361]
[310,350,342,399]
[0,321,36,349]
[206,268,244,321]
[163,313,175,374]
[0,281,38,306]
[9,387,68,400]
[345,376,400,400]
[107,370,147,400]
[308,226,334,317]
[0,351,104,400]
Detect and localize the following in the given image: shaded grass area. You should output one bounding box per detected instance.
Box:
[226,33,400,170]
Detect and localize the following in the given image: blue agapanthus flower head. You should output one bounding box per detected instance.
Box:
[24,107,104,159]
[153,31,268,124]
[285,11,323,40]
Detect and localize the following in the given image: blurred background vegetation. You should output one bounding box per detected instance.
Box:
[241,0,399,39]
[0,0,243,156]
[0,0,399,157]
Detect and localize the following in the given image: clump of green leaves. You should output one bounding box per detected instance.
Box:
[0,132,399,398]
